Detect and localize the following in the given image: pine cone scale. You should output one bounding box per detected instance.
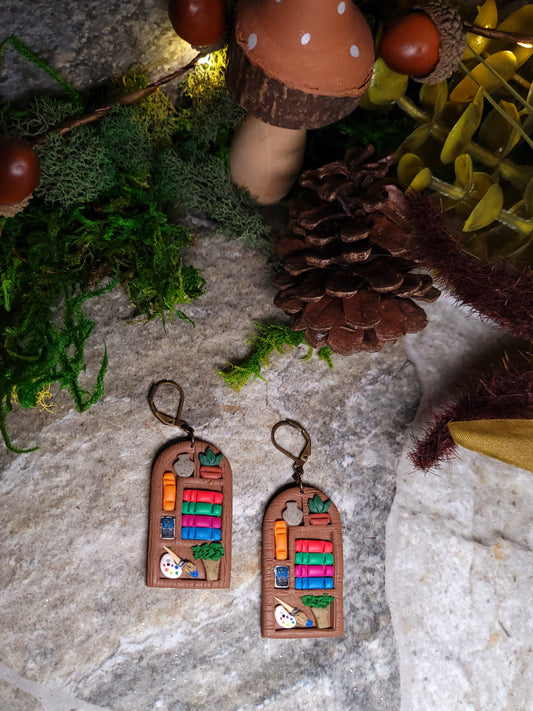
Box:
[325,272,361,298]
[305,328,329,349]
[343,289,381,329]
[327,324,365,355]
[302,296,343,331]
[273,289,305,314]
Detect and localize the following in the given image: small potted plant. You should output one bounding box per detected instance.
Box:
[199,447,223,479]
[308,494,331,525]
[301,593,335,629]
[192,541,225,580]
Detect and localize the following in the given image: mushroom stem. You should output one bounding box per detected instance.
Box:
[230,115,306,205]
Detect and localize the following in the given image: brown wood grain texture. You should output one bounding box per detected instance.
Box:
[262,485,343,638]
[146,439,232,589]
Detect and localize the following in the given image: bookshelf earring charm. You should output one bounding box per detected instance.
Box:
[146,380,232,589]
[262,419,343,638]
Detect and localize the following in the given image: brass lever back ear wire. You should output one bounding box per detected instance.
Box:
[148,380,195,446]
[271,419,311,493]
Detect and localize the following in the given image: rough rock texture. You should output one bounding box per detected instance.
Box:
[388,294,533,711]
[0,0,193,103]
[0,232,411,710]
[2,3,531,709]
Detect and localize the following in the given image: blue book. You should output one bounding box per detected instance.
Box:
[295,576,334,590]
[181,526,222,541]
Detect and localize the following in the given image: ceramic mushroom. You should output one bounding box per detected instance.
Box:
[226,0,374,205]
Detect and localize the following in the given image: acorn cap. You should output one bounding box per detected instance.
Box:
[0,193,33,218]
[412,1,466,84]
[226,0,374,129]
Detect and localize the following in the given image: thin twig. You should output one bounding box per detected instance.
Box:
[464,22,533,47]
[31,51,207,146]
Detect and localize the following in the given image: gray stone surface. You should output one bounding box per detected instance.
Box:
[387,295,533,711]
[3,3,531,709]
[0,233,413,710]
[1,1,193,103]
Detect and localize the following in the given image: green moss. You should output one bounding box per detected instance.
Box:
[36,127,116,208]
[153,147,271,253]
[182,49,244,150]
[218,322,334,391]
[6,94,83,140]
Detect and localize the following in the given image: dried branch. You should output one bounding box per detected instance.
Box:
[31,51,207,146]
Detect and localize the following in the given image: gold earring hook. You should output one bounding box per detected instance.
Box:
[271,419,311,492]
[148,380,195,445]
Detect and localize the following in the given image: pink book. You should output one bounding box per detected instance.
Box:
[181,514,222,528]
[294,564,335,578]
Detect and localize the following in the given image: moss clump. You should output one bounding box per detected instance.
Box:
[153,148,271,252]
[218,322,333,391]
[37,127,116,208]
[0,39,273,451]
[182,48,244,149]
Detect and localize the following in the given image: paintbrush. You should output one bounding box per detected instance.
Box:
[274,597,313,627]
[163,546,197,575]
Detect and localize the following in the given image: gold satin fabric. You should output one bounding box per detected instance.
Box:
[448,419,533,473]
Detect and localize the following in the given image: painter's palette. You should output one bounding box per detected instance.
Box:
[146,439,232,589]
[262,486,343,638]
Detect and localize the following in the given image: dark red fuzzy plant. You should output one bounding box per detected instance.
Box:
[403,191,533,343]
[399,191,533,470]
[410,352,533,471]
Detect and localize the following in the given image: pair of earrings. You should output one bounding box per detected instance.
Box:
[146,380,343,638]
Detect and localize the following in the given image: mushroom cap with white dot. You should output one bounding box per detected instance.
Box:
[235,0,374,98]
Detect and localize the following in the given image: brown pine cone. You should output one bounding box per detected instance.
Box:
[273,145,440,355]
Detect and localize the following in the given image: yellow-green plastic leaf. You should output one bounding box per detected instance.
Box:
[397,123,432,156]
[441,89,484,164]
[472,172,493,200]
[463,0,498,60]
[524,178,533,218]
[397,153,426,187]
[449,51,518,103]
[419,82,448,116]
[365,58,409,106]
[463,183,504,231]
[408,168,432,192]
[478,100,522,154]
[454,154,474,191]
[488,5,533,67]
[450,51,518,103]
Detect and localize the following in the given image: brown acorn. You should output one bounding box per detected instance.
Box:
[0,137,40,202]
[0,136,40,218]
[380,1,466,84]
[168,0,227,49]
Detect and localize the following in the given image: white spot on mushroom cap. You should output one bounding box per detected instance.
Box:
[301,32,311,46]
[350,44,360,58]
[247,33,258,50]
[337,2,346,13]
